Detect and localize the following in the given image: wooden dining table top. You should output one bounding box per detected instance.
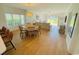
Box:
[22,24,39,31]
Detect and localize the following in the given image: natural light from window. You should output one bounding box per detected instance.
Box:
[5,13,25,28]
[47,16,58,26]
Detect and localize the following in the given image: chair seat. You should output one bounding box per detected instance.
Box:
[2,37,11,43]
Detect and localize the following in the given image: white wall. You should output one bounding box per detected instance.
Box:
[25,6,68,25]
[70,16,79,54]
[66,4,79,54]
[0,5,7,29]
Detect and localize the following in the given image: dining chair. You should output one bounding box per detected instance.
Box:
[33,30,39,37]
[38,25,41,34]
[19,26,28,39]
[2,29,16,51]
[33,23,40,34]
[1,26,7,34]
[2,26,6,31]
[27,28,39,38]
[0,29,3,35]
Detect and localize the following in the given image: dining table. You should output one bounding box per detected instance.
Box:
[22,24,39,31]
[22,24,39,37]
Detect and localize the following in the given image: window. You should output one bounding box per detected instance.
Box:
[5,13,25,28]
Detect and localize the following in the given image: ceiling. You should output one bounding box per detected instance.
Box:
[1,3,72,10]
[0,3,74,15]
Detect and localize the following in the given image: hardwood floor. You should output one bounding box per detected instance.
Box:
[4,26,68,55]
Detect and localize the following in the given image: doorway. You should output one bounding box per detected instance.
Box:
[47,16,58,26]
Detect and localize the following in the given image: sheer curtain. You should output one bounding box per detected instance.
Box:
[5,13,25,29]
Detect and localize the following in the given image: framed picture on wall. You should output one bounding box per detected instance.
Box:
[68,13,78,38]
[65,16,67,23]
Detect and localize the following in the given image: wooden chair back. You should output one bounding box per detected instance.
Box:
[9,32,13,41]
[19,26,23,31]
[2,26,6,32]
